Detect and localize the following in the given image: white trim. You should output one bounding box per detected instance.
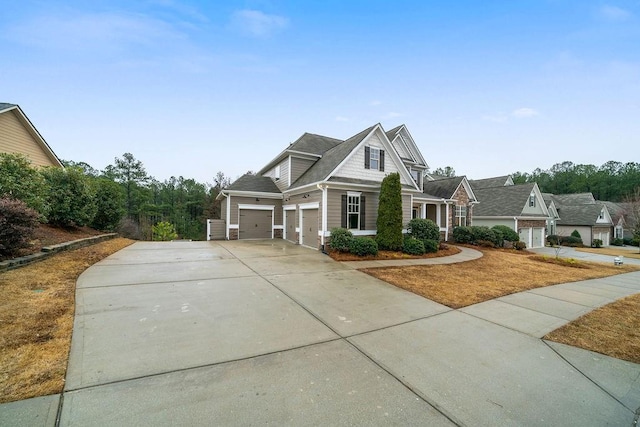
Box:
[347,191,362,197]
[226,194,231,239]
[283,204,296,210]
[273,225,284,230]
[324,229,375,237]
[320,184,328,247]
[238,204,274,211]
[229,224,239,229]
[287,156,292,187]
[224,190,283,199]
[299,202,320,210]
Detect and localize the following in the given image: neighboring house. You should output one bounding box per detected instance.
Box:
[421,175,478,239]
[541,193,560,236]
[471,182,550,248]
[469,175,514,190]
[602,201,631,240]
[554,203,613,246]
[215,123,476,249]
[0,103,63,167]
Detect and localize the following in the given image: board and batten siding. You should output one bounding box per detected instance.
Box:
[0,110,58,167]
[332,133,413,187]
[290,157,316,184]
[227,196,283,225]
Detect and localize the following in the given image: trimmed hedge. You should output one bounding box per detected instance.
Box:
[407,218,440,241]
[423,239,439,253]
[329,228,353,252]
[349,237,378,256]
[612,238,624,246]
[592,239,603,248]
[403,237,425,255]
[452,226,473,244]
[514,241,526,250]
[376,173,404,251]
[492,225,519,243]
[571,229,581,238]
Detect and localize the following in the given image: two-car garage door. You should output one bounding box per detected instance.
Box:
[239,209,272,239]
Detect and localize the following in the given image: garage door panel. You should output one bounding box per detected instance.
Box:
[239,210,272,239]
[302,209,318,249]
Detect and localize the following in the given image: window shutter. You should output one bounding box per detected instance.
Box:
[364,146,370,169]
[360,196,366,230]
[341,195,347,228]
[379,150,385,171]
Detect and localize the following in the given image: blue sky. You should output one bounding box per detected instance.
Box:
[2,0,639,184]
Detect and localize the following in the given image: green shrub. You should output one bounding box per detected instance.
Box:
[403,237,425,255]
[592,239,603,248]
[0,197,39,257]
[623,237,634,246]
[611,238,624,246]
[0,153,49,218]
[571,229,581,238]
[452,226,473,243]
[152,221,178,241]
[329,227,353,252]
[407,218,440,241]
[423,239,439,253]
[91,178,125,231]
[349,237,378,256]
[547,235,560,246]
[514,241,526,250]
[471,226,498,246]
[376,173,403,251]
[41,167,97,227]
[563,236,583,247]
[492,225,519,242]
[491,228,504,247]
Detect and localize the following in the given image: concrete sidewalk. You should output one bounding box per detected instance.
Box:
[530,245,640,265]
[1,240,639,426]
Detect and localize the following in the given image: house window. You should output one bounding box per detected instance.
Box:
[364,146,384,171]
[411,169,420,185]
[455,205,466,227]
[370,148,380,170]
[412,208,419,219]
[598,209,604,220]
[529,194,536,207]
[347,195,360,229]
[615,225,623,239]
[275,165,281,181]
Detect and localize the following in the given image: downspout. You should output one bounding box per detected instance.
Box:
[318,183,328,252]
[225,193,231,240]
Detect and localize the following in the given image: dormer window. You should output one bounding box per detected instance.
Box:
[275,165,281,181]
[529,194,536,207]
[411,169,419,184]
[364,146,385,171]
[598,209,604,220]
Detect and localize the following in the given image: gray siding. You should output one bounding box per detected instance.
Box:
[291,157,316,184]
[327,189,378,231]
[228,196,282,225]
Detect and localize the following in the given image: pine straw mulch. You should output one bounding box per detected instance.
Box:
[361,248,640,309]
[327,245,461,262]
[0,237,134,403]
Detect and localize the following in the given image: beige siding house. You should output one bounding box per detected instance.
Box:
[0,103,63,167]
[216,123,477,250]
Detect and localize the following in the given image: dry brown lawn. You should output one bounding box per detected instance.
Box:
[0,238,133,403]
[545,293,640,364]
[575,246,640,259]
[362,248,640,309]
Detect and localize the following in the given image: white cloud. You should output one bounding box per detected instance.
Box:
[335,116,350,122]
[598,5,632,21]
[230,10,288,37]
[511,108,539,118]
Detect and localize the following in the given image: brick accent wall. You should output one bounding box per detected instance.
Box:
[229,229,239,240]
[274,229,283,239]
[448,184,473,238]
[518,220,546,229]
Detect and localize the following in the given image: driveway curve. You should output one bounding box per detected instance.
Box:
[5,239,637,426]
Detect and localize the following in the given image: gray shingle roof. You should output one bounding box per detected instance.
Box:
[422,176,463,199]
[227,174,281,193]
[288,132,342,155]
[0,103,17,112]
[552,193,596,205]
[291,125,376,189]
[385,125,403,142]
[474,183,546,217]
[469,176,511,190]
[556,204,609,226]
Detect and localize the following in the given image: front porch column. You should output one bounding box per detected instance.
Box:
[436,203,441,228]
[445,203,450,241]
[421,203,427,219]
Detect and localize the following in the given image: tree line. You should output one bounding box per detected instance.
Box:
[0,152,231,241]
[511,161,640,202]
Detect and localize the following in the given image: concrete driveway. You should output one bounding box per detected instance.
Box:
[2,240,639,426]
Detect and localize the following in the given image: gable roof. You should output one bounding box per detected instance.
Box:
[552,192,596,205]
[423,176,465,199]
[290,125,376,189]
[556,204,611,226]
[257,132,341,176]
[474,183,547,217]
[226,174,281,194]
[0,103,63,167]
[469,175,513,190]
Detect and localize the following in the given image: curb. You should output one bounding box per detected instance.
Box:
[0,233,118,273]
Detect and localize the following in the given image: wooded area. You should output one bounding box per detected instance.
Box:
[510,161,640,202]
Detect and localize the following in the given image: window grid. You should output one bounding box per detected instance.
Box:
[455,205,466,227]
[347,195,360,229]
[370,148,380,170]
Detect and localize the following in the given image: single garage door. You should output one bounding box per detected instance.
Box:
[301,209,318,248]
[518,228,531,249]
[239,209,272,239]
[595,230,610,246]
[532,228,545,248]
[285,210,296,243]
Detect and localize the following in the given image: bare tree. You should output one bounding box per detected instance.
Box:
[623,186,640,253]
